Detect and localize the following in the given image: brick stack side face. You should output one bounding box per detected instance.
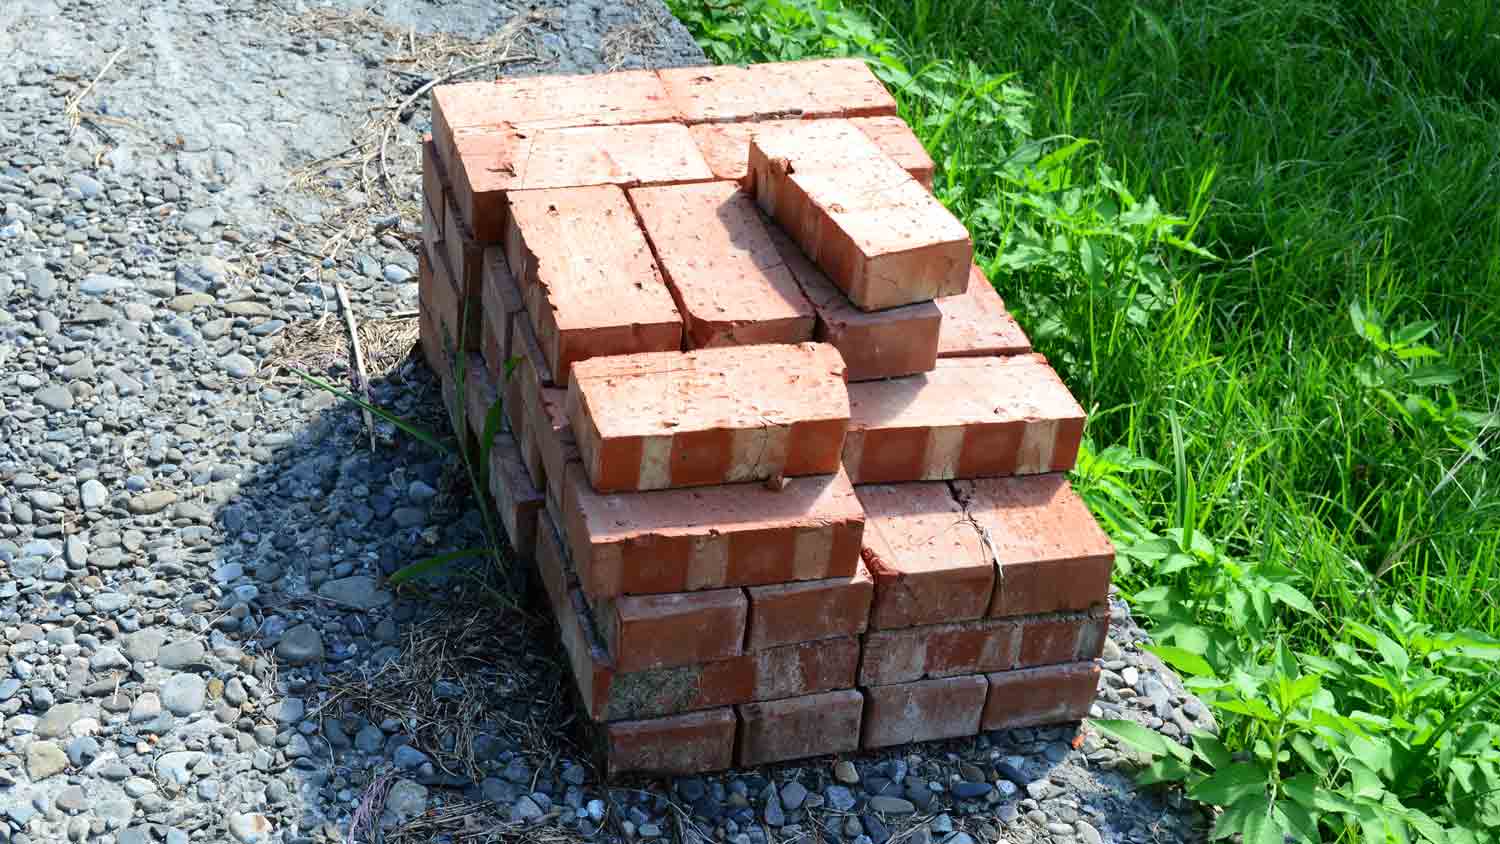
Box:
[419,59,1115,778]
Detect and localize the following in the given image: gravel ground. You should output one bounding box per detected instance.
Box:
[0,2,1212,843]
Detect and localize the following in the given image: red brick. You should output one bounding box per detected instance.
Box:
[847,116,935,189]
[432,69,678,153]
[488,431,544,558]
[567,343,849,492]
[791,165,969,310]
[735,689,864,767]
[842,355,1086,483]
[463,351,500,444]
[536,511,615,718]
[444,123,713,242]
[562,464,863,598]
[422,136,447,240]
[481,246,526,375]
[532,385,579,515]
[628,181,815,348]
[417,254,447,377]
[426,236,481,357]
[935,264,1032,358]
[605,708,737,777]
[509,344,549,485]
[443,194,485,304]
[595,587,748,673]
[421,196,444,292]
[953,475,1115,617]
[658,59,897,124]
[603,636,860,722]
[860,617,1020,686]
[520,123,713,190]
[690,119,934,189]
[981,662,1100,730]
[746,120,885,241]
[504,185,683,385]
[749,121,970,310]
[634,637,860,721]
[856,482,992,629]
[859,612,1107,685]
[745,558,872,650]
[861,674,987,749]
[768,221,939,381]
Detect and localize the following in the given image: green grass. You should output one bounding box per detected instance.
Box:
[669,0,1500,839]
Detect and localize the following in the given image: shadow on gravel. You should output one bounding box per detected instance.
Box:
[211,354,588,841]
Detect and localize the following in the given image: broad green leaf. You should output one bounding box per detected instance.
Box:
[1267,582,1319,616]
[1090,719,1187,760]
[1189,762,1271,806]
[1191,733,1234,769]
[1137,755,1193,786]
[1144,644,1216,678]
[1238,798,1284,844]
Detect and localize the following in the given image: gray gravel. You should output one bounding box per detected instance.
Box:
[0,1,1209,842]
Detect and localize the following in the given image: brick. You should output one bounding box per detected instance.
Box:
[745,559,871,650]
[981,662,1100,730]
[768,221,940,381]
[537,511,613,715]
[563,463,863,598]
[859,611,1107,685]
[861,617,1019,686]
[422,136,447,240]
[445,123,713,242]
[628,181,815,348]
[689,119,934,189]
[935,264,1031,358]
[463,351,500,445]
[595,587,748,673]
[481,246,526,375]
[504,185,683,385]
[749,121,970,310]
[658,59,897,124]
[856,482,992,629]
[952,475,1115,617]
[426,237,481,357]
[847,116,935,189]
[510,333,549,484]
[788,165,969,310]
[432,69,678,153]
[747,120,887,241]
[443,195,484,304]
[489,431,544,558]
[417,254,447,377]
[603,636,860,722]
[842,355,1086,483]
[532,385,579,515]
[735,689,864,767]
[861,674,986,749]
[421,196,444,293]
[613,637,860,721]
[605,708,737,777]
[568,343,849,492]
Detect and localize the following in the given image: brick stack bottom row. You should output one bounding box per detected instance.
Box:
[415,60,1116,777]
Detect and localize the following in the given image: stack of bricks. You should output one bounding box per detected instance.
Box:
[417,59,1114,778]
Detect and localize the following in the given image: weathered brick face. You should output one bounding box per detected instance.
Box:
[424,64,1111,778]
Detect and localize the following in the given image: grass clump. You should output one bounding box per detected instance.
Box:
[668,0,1500,840]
